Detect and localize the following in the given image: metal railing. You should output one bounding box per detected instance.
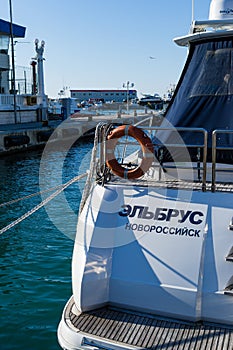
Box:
[0,94,25,107]
[212,130,233,192]
[147,127,208,191]
[100,124,208,191]
[97,123,233,192]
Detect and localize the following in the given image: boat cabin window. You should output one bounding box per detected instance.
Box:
[190,47,233,97]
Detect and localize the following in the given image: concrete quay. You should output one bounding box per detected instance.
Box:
[0,120,60,156]
[0,110,162,156]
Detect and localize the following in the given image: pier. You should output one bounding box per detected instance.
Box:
[0,110,163,156]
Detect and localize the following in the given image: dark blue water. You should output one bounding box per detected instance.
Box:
[0,138,93,349]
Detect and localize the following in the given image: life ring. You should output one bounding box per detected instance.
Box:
[106,125,154,179]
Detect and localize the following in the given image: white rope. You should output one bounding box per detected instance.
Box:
[0,183,66,208]
[79,125,100,213]
[0,172,88,235]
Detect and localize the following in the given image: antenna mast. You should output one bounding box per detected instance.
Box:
[192,0,195,22]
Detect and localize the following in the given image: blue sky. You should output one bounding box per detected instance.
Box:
[0,0,210,98]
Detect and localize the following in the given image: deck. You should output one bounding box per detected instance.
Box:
[66,297,233,349]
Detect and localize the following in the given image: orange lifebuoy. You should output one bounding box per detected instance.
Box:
[106,125,154,179]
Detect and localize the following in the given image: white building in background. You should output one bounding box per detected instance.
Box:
[70,89,137,103]
[0,18,26,94]
[0,18,48,124]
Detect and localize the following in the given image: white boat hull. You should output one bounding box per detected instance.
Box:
[70,182,233,324]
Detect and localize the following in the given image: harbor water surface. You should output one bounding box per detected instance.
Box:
[0,137,94,349]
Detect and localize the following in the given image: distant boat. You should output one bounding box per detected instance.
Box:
[48,98,82,119]
[48,99,62,117]
[138,93,163,107]
[57,0,233,349]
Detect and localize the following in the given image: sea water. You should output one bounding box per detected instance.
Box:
[0,137,93,350]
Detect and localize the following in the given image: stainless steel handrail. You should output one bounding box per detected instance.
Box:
[212,130,233,192]
[144,127,208,190]
[102,124,208,191]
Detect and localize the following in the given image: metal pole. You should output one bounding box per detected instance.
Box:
[211,131,217,192]
[127,81,129,114]
[24,70,27,93]
[123,81,134,114]
[192,0,195,22]
[9,0,17,123]
[30,61,37,95]
[35,39,47,121]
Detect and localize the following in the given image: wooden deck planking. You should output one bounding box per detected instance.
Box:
[67,301,233,349]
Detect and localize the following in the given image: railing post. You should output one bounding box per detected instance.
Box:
[202,130,208,192]
[212,131,217,192]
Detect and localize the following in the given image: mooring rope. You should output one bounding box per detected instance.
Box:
[79,123,101,214]
[0,183,66,208]
[0,172,88,235]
